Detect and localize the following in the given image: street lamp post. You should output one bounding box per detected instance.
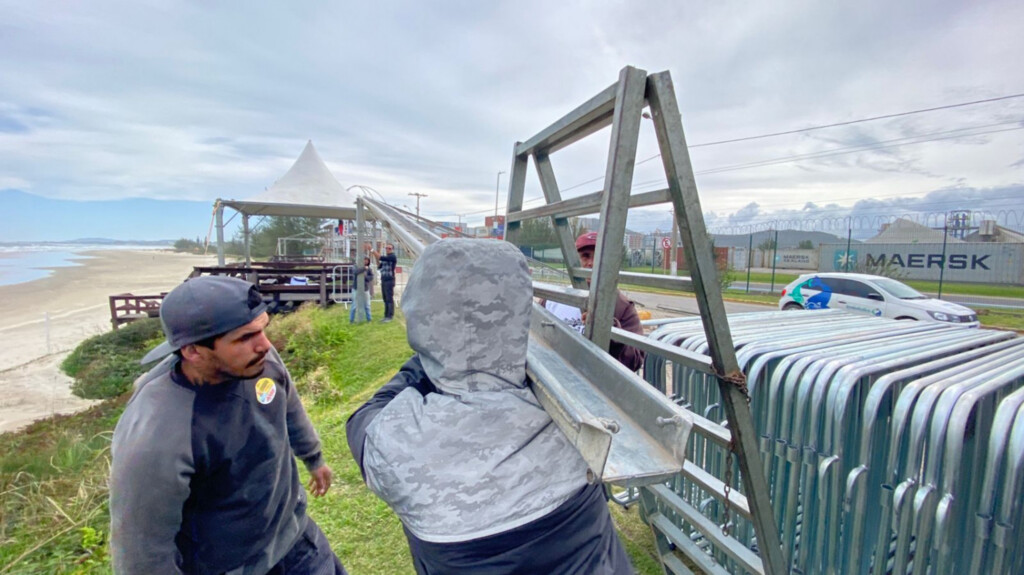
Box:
[495,170,506,239]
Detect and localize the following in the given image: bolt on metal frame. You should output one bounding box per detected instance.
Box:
[503,66,785,575]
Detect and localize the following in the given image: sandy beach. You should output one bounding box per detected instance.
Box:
[0,250,217,433]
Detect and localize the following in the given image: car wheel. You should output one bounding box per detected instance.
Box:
[783,303,803,311]
[895,316,917,321]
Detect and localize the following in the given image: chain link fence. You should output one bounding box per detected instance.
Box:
[707,210,1023,312]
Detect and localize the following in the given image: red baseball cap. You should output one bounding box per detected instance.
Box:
[575,232,598,251]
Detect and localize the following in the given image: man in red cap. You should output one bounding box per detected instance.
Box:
[573,231,645,371]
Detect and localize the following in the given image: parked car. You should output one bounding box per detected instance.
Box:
[778,272,980,327]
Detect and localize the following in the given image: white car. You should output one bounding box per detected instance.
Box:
[778,272,980,327]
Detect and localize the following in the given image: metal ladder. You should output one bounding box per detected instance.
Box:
[503,66,784,575]
[355,66,784,574]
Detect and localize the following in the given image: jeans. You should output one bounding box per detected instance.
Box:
[266,519,347,575]
[382,279,395,319]
[349,293,371,322]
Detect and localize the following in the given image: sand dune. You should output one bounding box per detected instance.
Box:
[0,250,217,433]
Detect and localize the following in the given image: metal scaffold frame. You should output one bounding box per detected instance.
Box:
[356,66,783,574]
[504,66,784,574]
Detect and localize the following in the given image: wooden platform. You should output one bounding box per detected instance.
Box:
[109,261,356,329]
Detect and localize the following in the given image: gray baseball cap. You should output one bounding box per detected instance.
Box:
[141,275,268,364]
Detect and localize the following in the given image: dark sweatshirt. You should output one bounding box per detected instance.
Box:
[110,348,324,575]
[377,252,397,281]
[610,290,646,372]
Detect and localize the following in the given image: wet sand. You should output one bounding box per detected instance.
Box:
[0,250,217,433]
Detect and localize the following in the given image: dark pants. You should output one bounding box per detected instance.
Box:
[382,279,395,319]
[267,519,347,575]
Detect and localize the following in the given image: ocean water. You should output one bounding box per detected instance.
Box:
[0,244,164,287]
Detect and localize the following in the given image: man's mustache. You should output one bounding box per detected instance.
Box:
[247,353,267,368]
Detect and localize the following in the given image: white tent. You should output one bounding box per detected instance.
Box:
[215,141,360,264]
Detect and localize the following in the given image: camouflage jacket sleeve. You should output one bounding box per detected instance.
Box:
[346,355,437,480]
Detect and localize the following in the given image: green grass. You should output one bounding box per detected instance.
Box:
[901,279,1024,299]
[0,398,126,573]
[1,301,664,574]
[60,319,165,399]
[975,307,1024,331]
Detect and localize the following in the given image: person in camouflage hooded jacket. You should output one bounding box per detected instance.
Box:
[346,239,632,574]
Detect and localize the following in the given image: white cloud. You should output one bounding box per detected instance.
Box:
[0,0,1021,232]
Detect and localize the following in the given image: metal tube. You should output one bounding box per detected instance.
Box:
[769,228,779,293]
[494,170,505,238]
[354,199,367,322]
[215,201,225,266]
[938,222,949,299]
[242,214,251,266]
[745,232,753,294]
[844,225,853,273]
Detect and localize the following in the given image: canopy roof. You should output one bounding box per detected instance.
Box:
[220,140,358,220]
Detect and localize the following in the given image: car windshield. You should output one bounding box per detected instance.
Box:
[873,277,927,299]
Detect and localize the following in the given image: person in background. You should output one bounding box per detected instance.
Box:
[350,256,374,324]
[110,275,346,574]
[563,232,646,371]
[347,239,632,574]
[373,243,398,323]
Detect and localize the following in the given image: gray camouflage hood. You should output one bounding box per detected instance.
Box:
[403,239,532,395]
[362,239,590,543]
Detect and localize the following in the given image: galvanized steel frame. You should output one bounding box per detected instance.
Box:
[646,311,1024,574]
[357,195,695,488]
[504,66,785,574]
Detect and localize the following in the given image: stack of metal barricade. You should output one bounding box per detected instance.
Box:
[642,309,1024,574]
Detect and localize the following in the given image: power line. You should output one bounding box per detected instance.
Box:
[626,121,1022,188]
[696,125,1024,176]
[438,92,1024,220]
[558,91,1024,194]
[585,121,1024,207]
[686,92,1024,148]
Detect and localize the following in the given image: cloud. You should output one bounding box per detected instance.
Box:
[0,0,1022,240]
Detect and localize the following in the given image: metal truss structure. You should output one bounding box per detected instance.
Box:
[502,66,783,574]
[348,66,1024,575]
[354,66,784,574]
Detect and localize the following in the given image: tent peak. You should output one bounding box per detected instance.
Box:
[248,140,357,208]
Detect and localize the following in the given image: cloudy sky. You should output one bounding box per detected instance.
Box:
[1,1,1022,241]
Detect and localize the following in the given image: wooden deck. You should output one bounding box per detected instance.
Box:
[109,261,356,329]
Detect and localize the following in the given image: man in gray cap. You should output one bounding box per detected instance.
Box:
[110,275,346,574]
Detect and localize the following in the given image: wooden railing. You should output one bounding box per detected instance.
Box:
[109,293,166,329]
[109,262,356,330]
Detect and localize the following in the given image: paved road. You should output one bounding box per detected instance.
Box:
[624,290,775,317]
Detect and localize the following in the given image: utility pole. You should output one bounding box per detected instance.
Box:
[494,170,506,239]
[408,192,427,219]
[494,170,506,222]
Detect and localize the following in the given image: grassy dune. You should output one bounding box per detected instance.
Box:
[0,304,662,574]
